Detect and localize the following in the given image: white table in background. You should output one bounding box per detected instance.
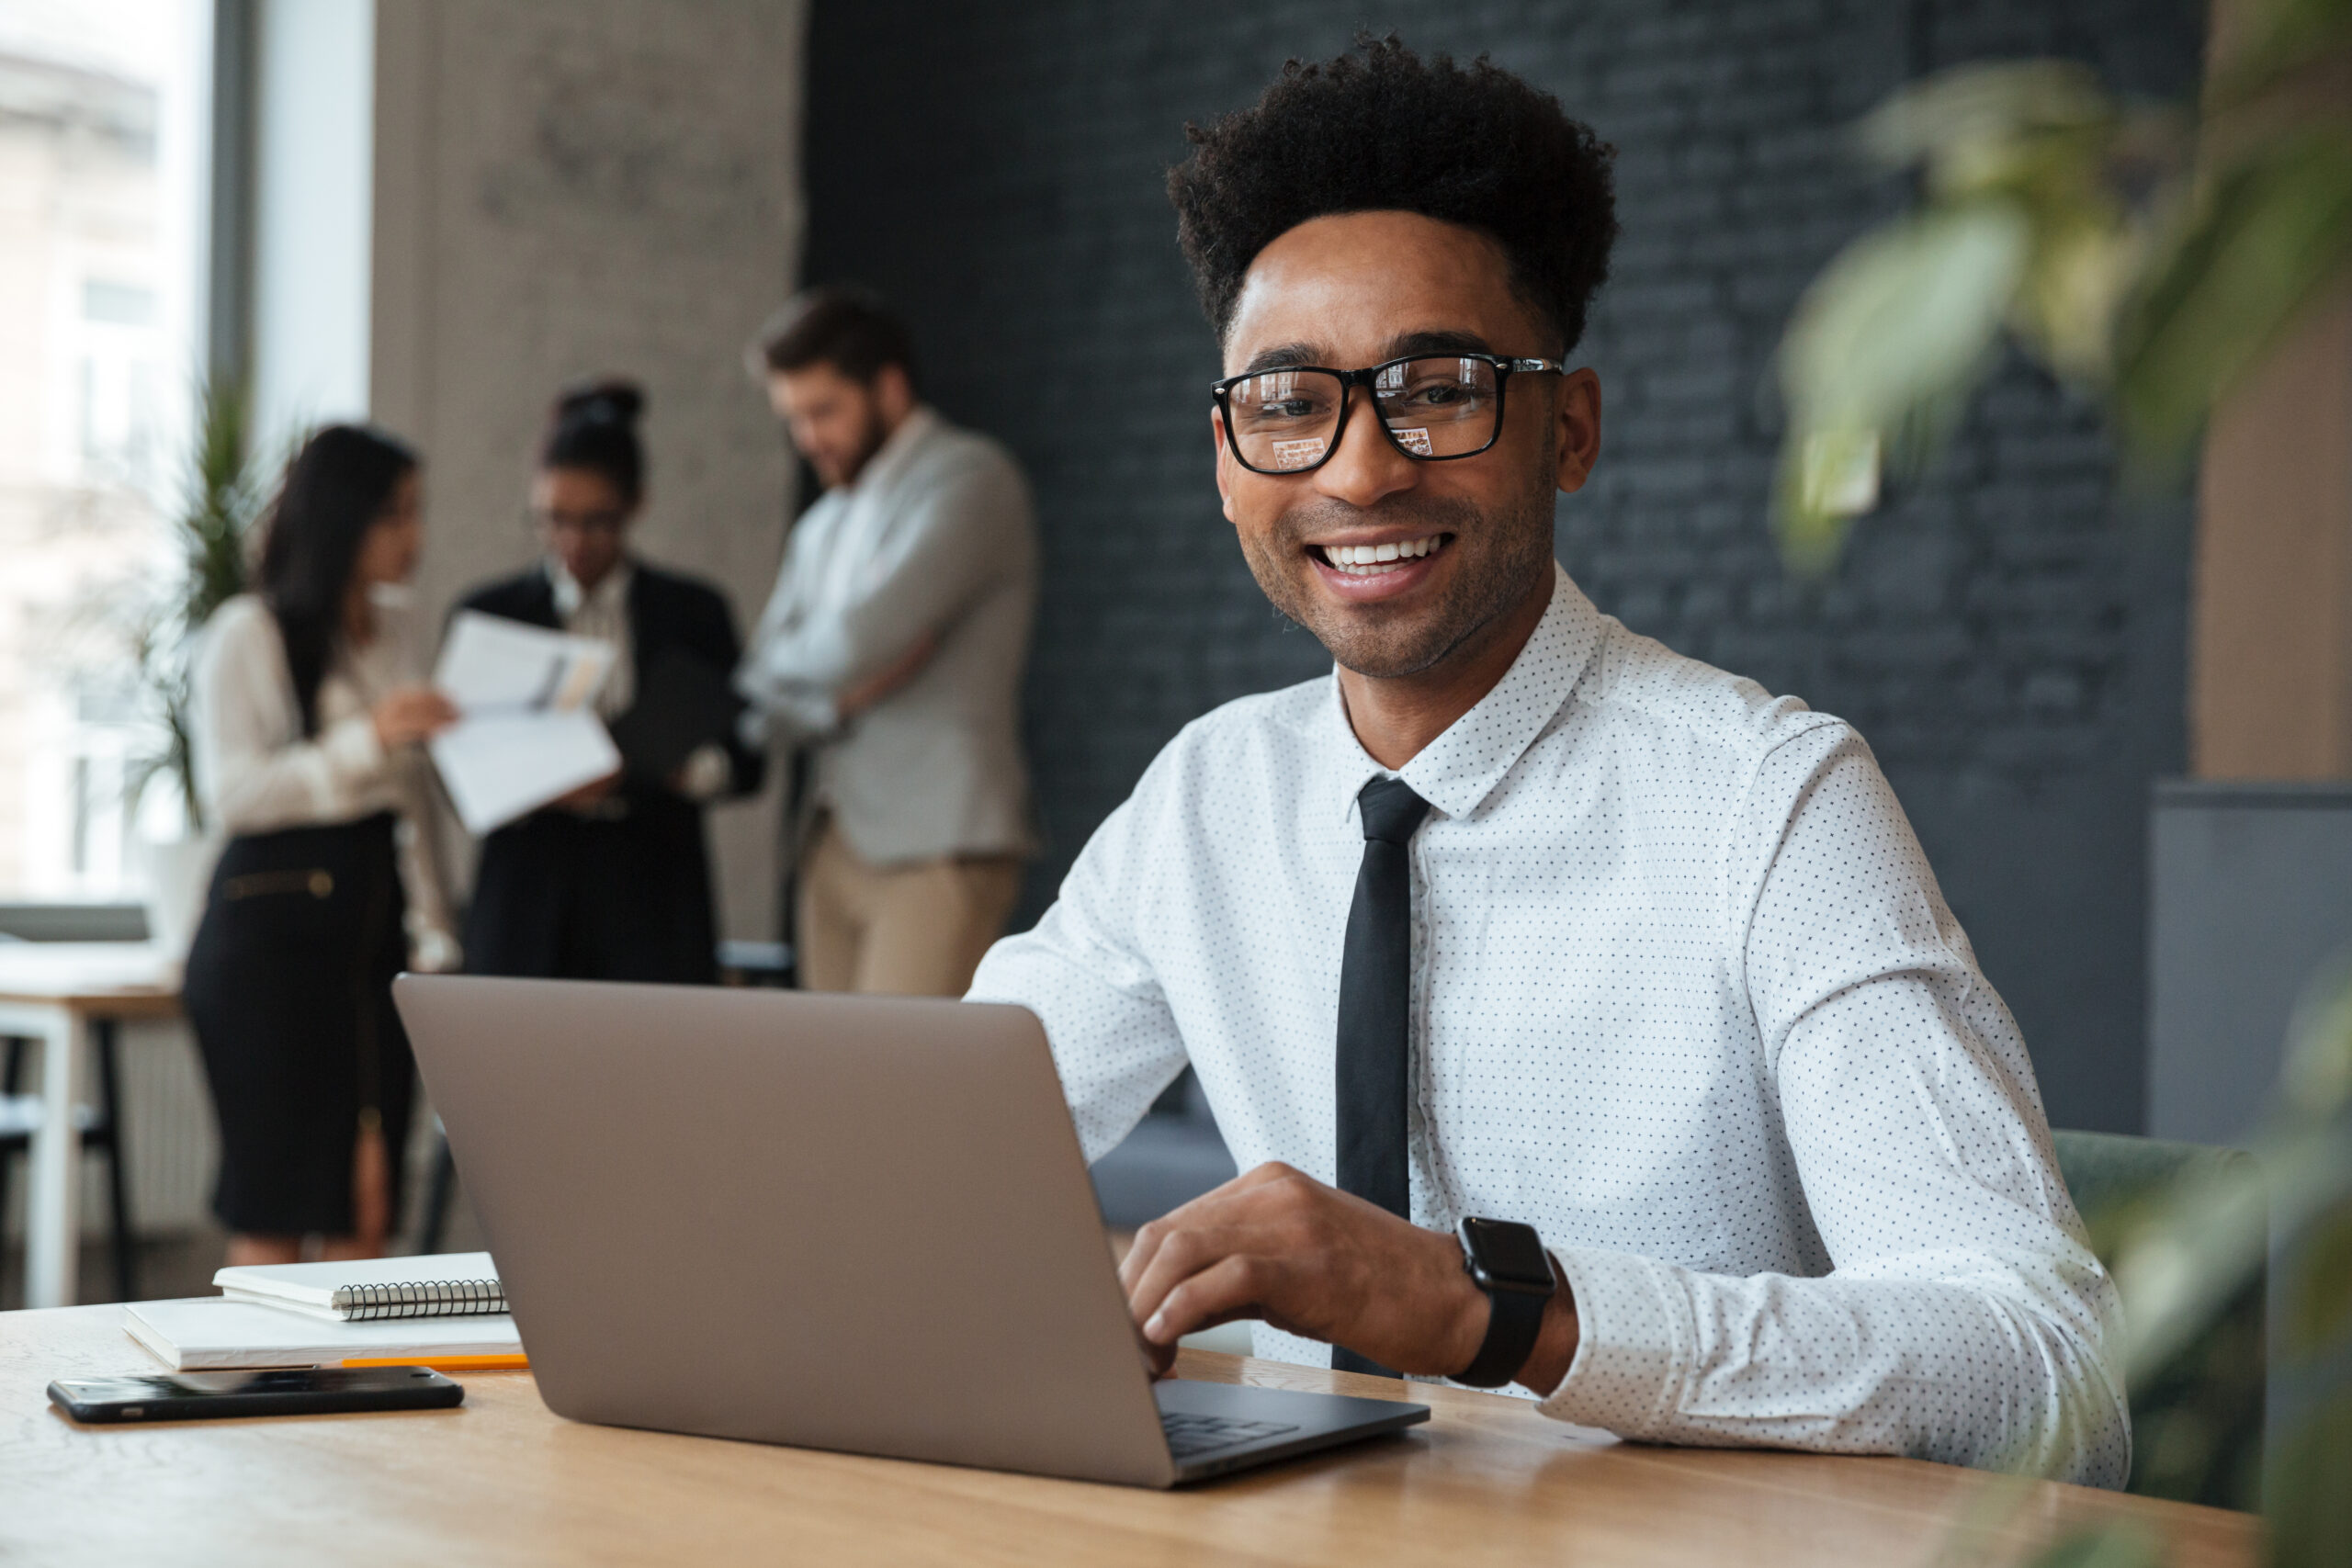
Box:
[0,942,178,1308]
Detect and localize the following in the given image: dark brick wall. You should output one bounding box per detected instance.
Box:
[802,0,2204,1133]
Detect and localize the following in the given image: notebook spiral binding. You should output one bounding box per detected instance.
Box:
[333,1278,508,1322]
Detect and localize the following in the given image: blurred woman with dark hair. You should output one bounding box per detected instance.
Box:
[184,423,460,1267]
[457,379,762,986]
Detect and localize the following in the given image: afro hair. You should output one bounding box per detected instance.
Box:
[1168,37,1618,354]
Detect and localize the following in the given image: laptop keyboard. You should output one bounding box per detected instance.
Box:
[1160,1412,1301,1459]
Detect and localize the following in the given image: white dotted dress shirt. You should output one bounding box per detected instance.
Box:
[968,564,2129,1486]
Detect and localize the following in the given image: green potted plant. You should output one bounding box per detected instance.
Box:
[1769,2,2352,1561]
[130,370,264,957]
[1772,6,2352,562]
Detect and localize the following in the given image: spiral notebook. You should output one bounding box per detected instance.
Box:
[125,1298,524,1372]
[212,1252,507,1323]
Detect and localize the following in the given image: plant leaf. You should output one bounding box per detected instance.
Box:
[2014,212,2142,382]
[2265,1372,2352,1568]
[1773,201,2030,562]
[2114,125,2352,461]
[1781,200,2030,425]
[2280,954,2352,1123]
[2204,0,2352,117]
[136,369,261,829]
[2285,1195,2352,1356]
[1857,61,2110,192]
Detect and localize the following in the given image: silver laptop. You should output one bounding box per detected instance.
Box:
[392,975,1427,1486]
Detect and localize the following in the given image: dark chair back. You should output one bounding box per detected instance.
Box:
[2051,1128,2266,1508]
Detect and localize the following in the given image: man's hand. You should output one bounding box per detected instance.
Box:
[836,632,938,721]
[1118,1162,1502,1379]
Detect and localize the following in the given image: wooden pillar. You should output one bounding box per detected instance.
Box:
[2188,0,2352,779]
[2188,287,2352,779]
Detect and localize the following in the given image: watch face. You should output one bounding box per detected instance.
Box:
[1463,1217,1553,1291]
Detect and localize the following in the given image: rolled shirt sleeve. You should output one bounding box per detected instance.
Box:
[1539,732,2129,1485]
[739,434,1029,735]
[739,683,839,746]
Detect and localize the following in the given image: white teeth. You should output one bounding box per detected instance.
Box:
[1323,536,1442,573]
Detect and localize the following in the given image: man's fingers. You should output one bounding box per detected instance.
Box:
[1118,1168,1262,1292]
[1121,1162,1298,1272]
[1118,1165,1325,1348]
[1136,1321,1177,1380]
[1124,1221,1238,1333]
[1143,1254,1273,1346]
[1118,1215,1171,1295]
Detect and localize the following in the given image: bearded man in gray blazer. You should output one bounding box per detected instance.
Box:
[739,288,1038,996]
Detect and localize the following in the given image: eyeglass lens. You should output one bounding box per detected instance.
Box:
[1224,356,1502,471]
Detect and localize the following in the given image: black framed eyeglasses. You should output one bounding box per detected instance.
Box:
[1211,353,1567,476]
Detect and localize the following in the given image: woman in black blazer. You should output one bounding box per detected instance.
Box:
[458,381,763,984]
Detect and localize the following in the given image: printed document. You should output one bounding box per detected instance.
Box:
[430,611,621,834]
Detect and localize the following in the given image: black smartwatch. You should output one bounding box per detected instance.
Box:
[1453,1216,1555,1388]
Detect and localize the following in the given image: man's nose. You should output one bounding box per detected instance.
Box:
[1310,387,1417,510]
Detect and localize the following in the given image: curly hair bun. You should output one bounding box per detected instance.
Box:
[553,377,645,428]
[1168,36,1618,354]
[542,377,648,502]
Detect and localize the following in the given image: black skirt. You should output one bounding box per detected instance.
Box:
[182,813,415,1236]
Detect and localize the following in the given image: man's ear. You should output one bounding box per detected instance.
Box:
[1554,367,1602,495]
[1211,408,1238,525]
[874,363,917,426]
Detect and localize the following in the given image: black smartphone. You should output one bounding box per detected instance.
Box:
[48,1367,464,1424]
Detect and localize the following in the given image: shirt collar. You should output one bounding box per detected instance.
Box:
[841,403,940,500]
[1325,562,1605,827]
[547,555,634,620]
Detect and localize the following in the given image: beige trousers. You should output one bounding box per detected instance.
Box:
[797,818,1024,997]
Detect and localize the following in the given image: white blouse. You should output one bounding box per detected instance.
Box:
[190,591,459,970]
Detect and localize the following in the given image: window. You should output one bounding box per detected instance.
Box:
[0,0,209,898]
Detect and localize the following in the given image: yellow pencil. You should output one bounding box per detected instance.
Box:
[341,1354,530,1371]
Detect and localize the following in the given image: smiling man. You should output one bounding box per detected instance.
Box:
[967,39,2128,1483]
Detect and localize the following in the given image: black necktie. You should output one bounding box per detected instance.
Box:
[1332,775,1430,1377]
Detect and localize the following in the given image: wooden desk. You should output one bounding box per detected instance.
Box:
[0,1304,2257,1567]
[0,944,181,1308]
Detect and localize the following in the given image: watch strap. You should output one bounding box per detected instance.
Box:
[1454,1277,1548,1387]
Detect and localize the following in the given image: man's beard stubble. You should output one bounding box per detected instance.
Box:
[824,402,896,490]
[1237,480,1557,682]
